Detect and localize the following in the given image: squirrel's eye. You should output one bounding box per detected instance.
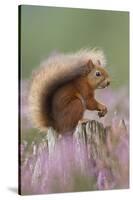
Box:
[96,71,101,77]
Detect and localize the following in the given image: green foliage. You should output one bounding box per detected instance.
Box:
[20,5,129,88]
[21,129,47,145]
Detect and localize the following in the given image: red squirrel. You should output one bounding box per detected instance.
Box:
[29,49,110,134]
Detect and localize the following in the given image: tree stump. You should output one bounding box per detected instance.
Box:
[45,119,128,190]
[46,120,109,160]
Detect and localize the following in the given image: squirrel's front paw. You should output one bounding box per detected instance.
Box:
[98,104,107,118]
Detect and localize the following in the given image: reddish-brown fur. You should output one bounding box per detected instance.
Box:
[52,76,107,133]
[29,50,110,134]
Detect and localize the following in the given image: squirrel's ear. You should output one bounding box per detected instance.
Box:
[81,59,94,76]
[86,59,95,72]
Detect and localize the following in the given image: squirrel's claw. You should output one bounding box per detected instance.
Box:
[98,106,107,118]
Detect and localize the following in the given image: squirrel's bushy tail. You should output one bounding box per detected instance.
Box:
[28,49,106,132]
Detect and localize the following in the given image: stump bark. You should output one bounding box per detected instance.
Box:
[46,120,110,160]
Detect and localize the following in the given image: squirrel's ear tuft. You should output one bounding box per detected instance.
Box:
[86,59,95,72]
[97,59,101,65]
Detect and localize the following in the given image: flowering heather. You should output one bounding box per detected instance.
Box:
[20,80,129,195]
